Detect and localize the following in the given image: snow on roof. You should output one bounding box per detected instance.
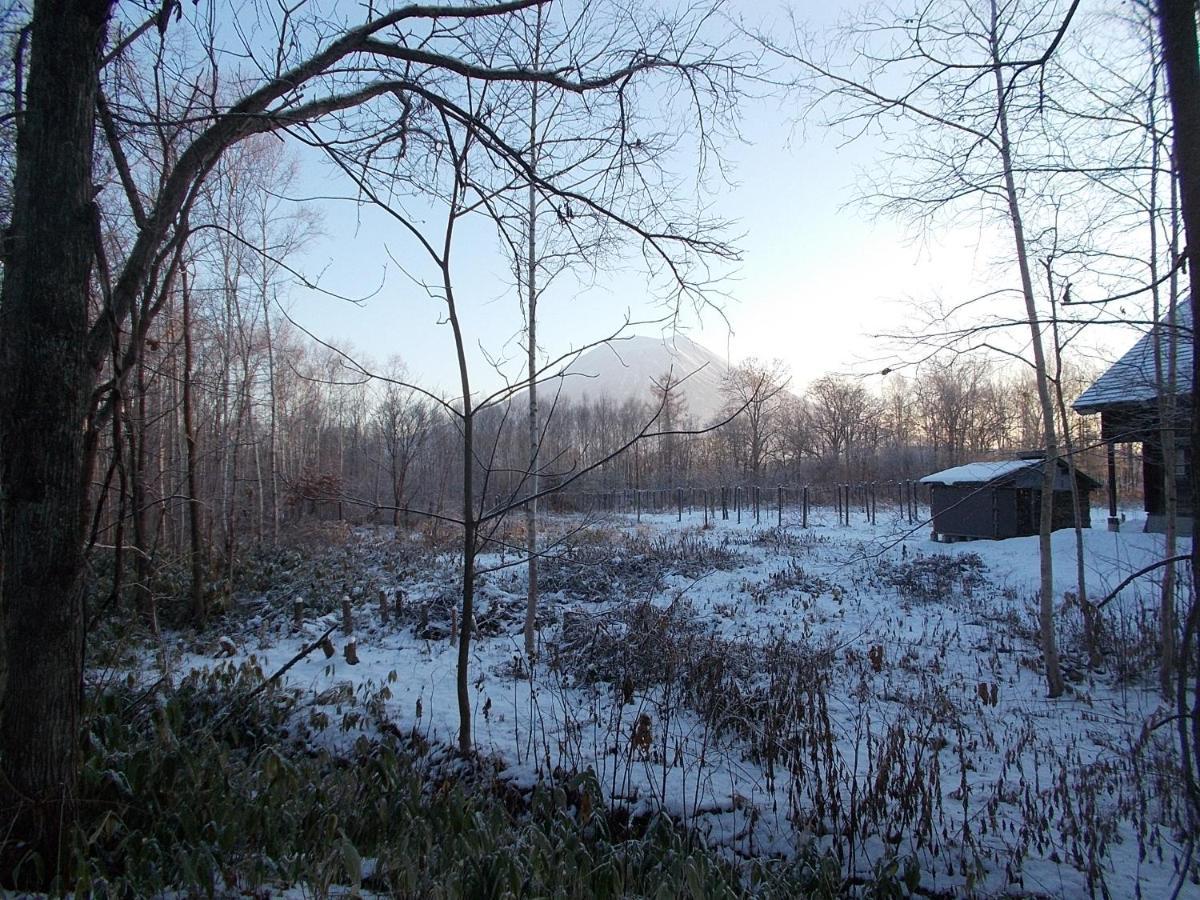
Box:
[919,459,1040,485]
[1073,303,1193,412]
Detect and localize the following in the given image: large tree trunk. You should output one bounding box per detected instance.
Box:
[1156,0,1200,826]
[0,0,112,882]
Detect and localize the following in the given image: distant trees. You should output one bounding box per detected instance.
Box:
[373,375,435,529]
[807,375,881,481]
[719,358,789,479]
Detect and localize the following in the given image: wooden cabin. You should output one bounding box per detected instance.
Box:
[1072,304,1192,534]
[920,456,1099,542]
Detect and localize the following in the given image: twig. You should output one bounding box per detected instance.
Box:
[1093,554,1190,611]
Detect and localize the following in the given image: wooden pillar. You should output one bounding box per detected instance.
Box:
[1106,440,1120,532]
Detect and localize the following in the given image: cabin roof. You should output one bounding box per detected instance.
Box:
[1073,303,1193,413]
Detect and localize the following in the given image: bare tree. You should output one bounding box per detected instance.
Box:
[765,0,1087,696]
[373,371,434,528]
[808,374,880,481]
[720,358,789,480]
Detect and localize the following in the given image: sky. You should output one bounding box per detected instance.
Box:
[275,0,1140,399]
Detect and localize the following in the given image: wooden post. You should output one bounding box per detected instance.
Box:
[802,485,809,528]
[293,598,304,631]
[778,485,783,527]
[636,489,642,522]
[735,485,741,523]
[342,595,353,635]
[1106,440,1120,531]
[378,588,389,626]
[870,483,876,525]
[755,485,761,523]
[703,489,709,527]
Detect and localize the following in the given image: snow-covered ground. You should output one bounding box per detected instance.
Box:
[178,506,1196,899]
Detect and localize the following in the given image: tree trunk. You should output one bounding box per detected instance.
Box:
[523,54,542,663]
[1155,0,1200,824]
[990,0,1064,697]
[0,0,112,882]
[1148,92,1179,697]
[181,268,206,621]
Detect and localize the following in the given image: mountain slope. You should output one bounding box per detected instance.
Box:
[544,334,731,423]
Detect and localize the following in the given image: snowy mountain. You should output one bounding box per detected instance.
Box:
[544,334,731,423]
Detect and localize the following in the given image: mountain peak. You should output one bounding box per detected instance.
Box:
[549,333,730,422]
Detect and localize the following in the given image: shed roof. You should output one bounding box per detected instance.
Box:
[1073,303,1193,413]
[919,459,1038,485]
[920,457,1101,491]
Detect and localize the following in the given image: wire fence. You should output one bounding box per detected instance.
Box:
[544,480,933,528]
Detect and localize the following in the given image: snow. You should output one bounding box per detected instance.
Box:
[919,458,1040,485]
[549,334,732,422]
[1074,303,1193,412]
[175,506,1197,899]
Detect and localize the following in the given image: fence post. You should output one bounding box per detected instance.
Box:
[802,485,809,528]
[703,489,709,527]
[778,485,783,527]
[736,485,741,524]
[677,487,683,521]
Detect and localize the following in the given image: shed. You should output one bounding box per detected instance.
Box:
[1072,303,1192,533]
[919,456,1100,542]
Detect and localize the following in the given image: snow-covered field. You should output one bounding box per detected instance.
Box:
[179,506,1196,898]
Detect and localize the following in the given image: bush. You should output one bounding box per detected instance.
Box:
[873,552,989,605]
[53,663,901,898]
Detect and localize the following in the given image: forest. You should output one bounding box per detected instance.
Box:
[0,0,1198,896]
